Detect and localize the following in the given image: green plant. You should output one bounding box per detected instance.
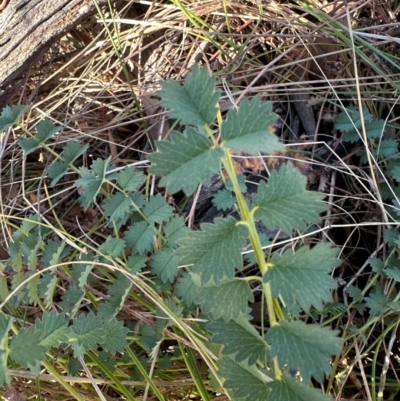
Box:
[0,65,343,400]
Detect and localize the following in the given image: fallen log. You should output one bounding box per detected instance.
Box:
[0,0,109,108]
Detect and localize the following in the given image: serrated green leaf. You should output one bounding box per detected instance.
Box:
[384,267,400,282]
[143,193,174,224]
[383,229,399,246]
[10,326,47,374]
[253,163,326,234]
[221,97,284,155]
[117,166,145,191]
[377,139,398,159]
[150,248,180,283]
[212,189,235,211]
[343,120,385,142]
[27,274,41,306]
[218,358,271,401]
[69,313,106,358]
[268,374,331,401]
[19,119,62,155]
[72,253,94,288]
[63,141,88,163]
[266,320,342,383]
[47,161,69,186]
[102,192,132,222]
[47,142,88,186]
[75,157,112,209]
[98,236,125,258]
[124,221,155,255]
[0,275,9,303]
[42,274,58,309]
[335,107,373,133]
[195,279,253,321]
[60,286,85,317]
[365,118,385,139]
[164,215,190,248]
[175,272,198,306]
[126,254,146,273]
[208,314,269,364]
[138,324,157,352]
[102,319,129,355]
[42,239,70,268]
[156,299,183,337]
[176,217,247,284]
[158,64,220,128]
[369,257,384,274]
[365,286,388,314]
[265,244,339,311]
[35,311,69,348]
[149,128,224,195]
[346,285,362,302]
[0,315,12,386]
[389,165,400,182]
[98,273,132,319]
[0,105,30,133]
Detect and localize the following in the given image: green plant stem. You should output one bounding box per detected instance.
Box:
[220,147,283,379]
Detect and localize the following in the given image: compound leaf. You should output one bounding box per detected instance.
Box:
[265,244,340,311]
[158,64,220,128]
[221,97,284,155]
[195,278,253,321]
[10,326,47,374]
[143,193,174,224]
[208,314,269,364]
[265,320,342,383]
[268,374,331,401]
[150,248,180,283]
[253,163,326,234]
[149,128,224,195]
[176,217,248,284]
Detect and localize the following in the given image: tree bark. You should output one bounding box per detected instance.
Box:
[0,0,109,107]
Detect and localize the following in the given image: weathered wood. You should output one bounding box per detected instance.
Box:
[0,0,109,107]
